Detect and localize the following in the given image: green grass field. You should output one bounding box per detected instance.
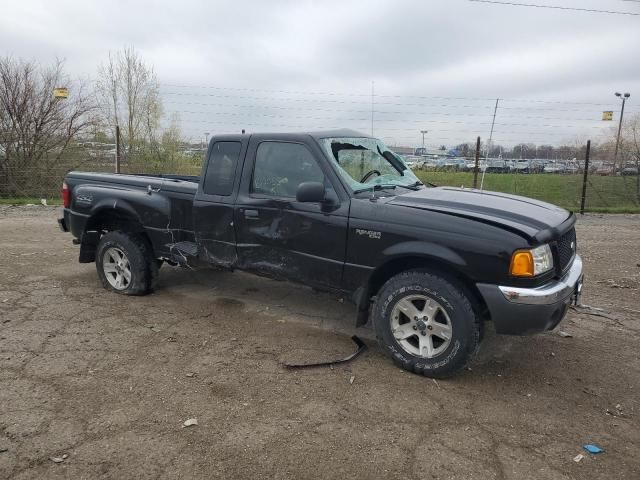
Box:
[413,171,640,213]
[0,198,62,206]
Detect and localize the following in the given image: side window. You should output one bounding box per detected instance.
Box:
[252,142,326,198]
[202,141,241,196]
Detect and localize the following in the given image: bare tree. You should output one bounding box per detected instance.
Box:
[96,47,162,153]
[0,56,96,196]
[619,114,640,201]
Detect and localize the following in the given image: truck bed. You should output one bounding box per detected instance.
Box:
[65,171,200,194]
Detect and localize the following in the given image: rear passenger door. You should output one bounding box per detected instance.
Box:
[235,136,349,288]
[193,139,247,266]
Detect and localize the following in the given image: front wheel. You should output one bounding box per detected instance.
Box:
[373,270,480,378]
[95,231,158,296]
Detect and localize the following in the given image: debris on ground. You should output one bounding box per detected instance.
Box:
[284,335,367,369]
[558,331,573,338]
[583,444,604,454]
[49,454,68,463]
[349,375,355,384]
[598,279,626,288]
[432,379,441,389]
[185,372,196,378]
[571,304,620,321]
[0,447,8,453]
[573,453,584,463]
[606,404,624,417]
[182,418,198,428]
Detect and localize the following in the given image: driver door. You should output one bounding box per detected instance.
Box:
[234,137,349,288]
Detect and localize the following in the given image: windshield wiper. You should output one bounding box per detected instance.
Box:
[412,179,437,188]
[402,181,423,191]
[353,184,398,195]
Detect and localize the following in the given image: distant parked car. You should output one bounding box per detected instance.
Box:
[595,163,615,176]
[441,158,467,171]
[564,162,579,175]
[485,159,509,173]
[512,160,531,174]
[465,160,487,172]
[530,160,545,173]
[544,162,565,174]
[621,164,639,176]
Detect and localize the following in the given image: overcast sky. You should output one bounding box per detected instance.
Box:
[2,0,639,147]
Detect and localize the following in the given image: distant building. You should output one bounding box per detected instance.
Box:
[413,147,454,158]
[388,145,414,155]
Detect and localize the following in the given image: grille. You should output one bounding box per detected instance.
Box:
[556,228,576,272]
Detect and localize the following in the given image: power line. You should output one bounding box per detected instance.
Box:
[467,0,640,16]
[160,83,619,107]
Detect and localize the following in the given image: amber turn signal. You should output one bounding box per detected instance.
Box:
[510,250,534,277]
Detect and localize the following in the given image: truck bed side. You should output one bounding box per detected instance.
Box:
[63,172,198,263]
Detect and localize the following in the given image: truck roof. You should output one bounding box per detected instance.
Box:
[210,128,371,142]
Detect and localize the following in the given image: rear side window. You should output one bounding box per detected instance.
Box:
[202,141,242,196]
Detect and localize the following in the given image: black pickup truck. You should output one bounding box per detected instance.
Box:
[59,129,583,377]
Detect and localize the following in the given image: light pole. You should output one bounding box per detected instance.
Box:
[420,130,428,149]
[613,92,630,171]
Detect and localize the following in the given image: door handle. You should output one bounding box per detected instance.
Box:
[244,209,259,219]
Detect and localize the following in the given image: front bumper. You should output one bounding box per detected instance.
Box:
[477,255,583,335]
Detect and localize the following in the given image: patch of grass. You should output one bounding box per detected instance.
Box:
[414,170,640,212]
[0,197,62,205]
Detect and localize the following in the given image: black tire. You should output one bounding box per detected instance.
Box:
[373,270,480,378]
[95,231,159,296]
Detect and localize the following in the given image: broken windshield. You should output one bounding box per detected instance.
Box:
[319,137,421,192]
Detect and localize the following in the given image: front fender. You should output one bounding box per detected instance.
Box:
[380,241,467,269]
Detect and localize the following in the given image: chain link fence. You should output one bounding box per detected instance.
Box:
[1,141,639,212]
[0,147,204,201]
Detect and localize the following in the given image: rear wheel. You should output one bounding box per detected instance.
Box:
[95,231,158,295]
[373,270,480,378]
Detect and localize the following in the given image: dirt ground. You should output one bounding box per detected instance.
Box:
[0,206,639,480]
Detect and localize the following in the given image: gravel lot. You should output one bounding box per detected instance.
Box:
[1,206,639,479]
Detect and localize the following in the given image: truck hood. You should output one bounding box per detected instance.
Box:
[388,187,571,240]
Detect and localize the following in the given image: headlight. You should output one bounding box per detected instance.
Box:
[509,244,554,277]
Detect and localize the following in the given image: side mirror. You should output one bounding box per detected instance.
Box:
[296,182,325,203]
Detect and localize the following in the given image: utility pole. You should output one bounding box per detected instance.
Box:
[580,140,591,215]
[613,92,630,171]
[115,125,121,174]
[473,136,481,189]
[480,98,500,190]
[420,130,428,149]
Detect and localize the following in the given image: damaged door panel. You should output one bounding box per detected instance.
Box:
[234,137,349,288]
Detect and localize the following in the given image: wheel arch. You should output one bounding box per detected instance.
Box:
[79,203,153,263]
[355,254,490,327]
